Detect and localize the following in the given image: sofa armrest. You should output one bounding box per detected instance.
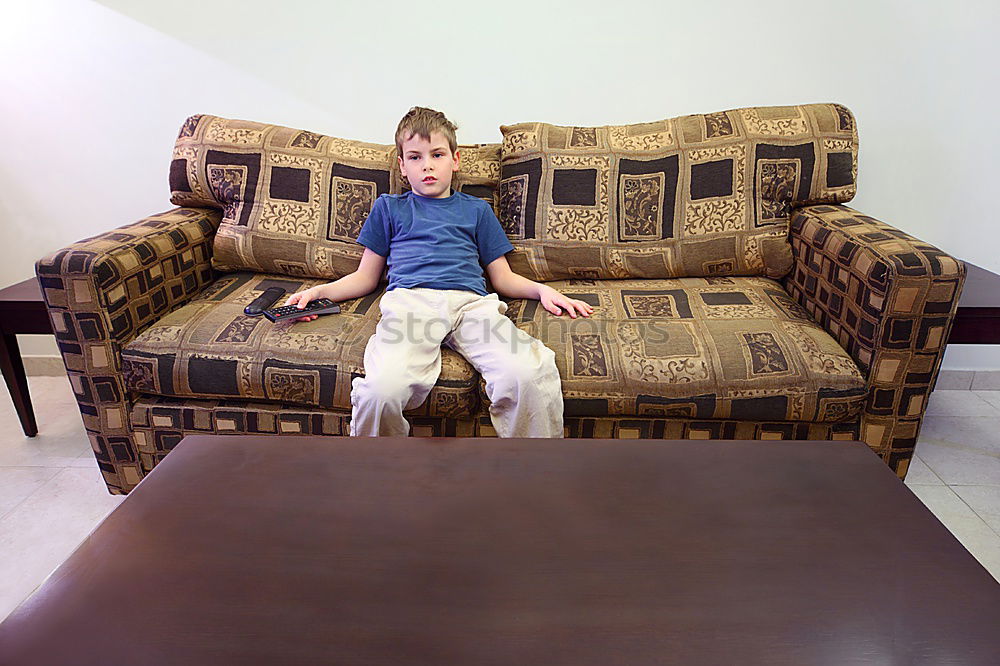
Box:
[783,204,965,467]
[35,206,221,493]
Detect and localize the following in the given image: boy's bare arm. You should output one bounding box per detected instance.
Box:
[282,248,386,321]
[485,256,594,319]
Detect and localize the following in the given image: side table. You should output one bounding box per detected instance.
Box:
[949,262,1000,344]
[0,277,55,437]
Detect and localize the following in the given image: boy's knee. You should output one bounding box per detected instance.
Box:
[353,373,404,404]
[528,345,559,379]
[493,349,560,394]
[352,373,431,408]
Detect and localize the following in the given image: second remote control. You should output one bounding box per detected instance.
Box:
[244,287,286,316]
[263,298,341,322]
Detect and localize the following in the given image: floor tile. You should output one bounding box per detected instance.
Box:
[925,389,997,417]
[68,449,100,468]
[903,455,944,485]
[914,416,1000,486]
[972,372,1000,391]
[934,370,974,390]
[905,484,1000,583]
[951,485,1000,536]
[0,466,124,621]
[974,390,1000,411]
[0,377,92,468]
[0,467,62,519]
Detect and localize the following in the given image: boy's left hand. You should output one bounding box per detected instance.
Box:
[538,285,594,318]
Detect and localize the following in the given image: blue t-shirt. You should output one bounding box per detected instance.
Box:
[356,190,515,296]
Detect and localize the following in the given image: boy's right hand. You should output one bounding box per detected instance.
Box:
[282,286,325,322]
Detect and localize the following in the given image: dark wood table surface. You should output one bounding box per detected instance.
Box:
[1,436,998,664]
[949,262,1000,344]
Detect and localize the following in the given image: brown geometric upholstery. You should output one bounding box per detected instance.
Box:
[130,395,860,474]
[783,204,966,475]
[35,207,221,492]
[446,142,502,205]
[495,277,865,421]
[35,104,964,495]
[169,113,502,281]
[120,272,481,418]
[121,271,865,424]
[497,103,858,281]
[130,396,356,472]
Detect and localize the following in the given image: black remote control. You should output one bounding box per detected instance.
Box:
[263,298,341,322]
[244,287,286,316]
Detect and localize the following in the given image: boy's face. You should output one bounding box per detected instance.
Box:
[398,130,460,199]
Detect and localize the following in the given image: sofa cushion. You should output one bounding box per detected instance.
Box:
[497,103,858,282]
[120,275,864,424]
[489,276,866,422]
[169,114,502,281]
[120,272,481,418]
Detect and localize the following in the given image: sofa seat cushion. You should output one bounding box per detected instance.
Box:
[492,276,866,422]
[120,272,481,418]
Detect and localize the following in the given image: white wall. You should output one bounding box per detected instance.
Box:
[2,0,998,365]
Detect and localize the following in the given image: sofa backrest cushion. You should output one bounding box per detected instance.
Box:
[169,114,501,279]
[497,103,858,281]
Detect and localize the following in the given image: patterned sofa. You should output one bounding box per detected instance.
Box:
[36,103,965,495]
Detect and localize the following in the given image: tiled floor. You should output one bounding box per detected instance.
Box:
[2,376,999,622]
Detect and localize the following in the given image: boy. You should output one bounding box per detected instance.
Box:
[284,106,593,437]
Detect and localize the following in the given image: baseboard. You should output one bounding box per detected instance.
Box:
[941,344,1000,371]
[936,369,1000,390]
[23,356,67,377]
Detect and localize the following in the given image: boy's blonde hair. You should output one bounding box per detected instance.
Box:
[395,106,459,157]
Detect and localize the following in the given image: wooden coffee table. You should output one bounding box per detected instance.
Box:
[2,436,998,664]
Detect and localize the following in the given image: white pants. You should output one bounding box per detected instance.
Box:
[349,287,564,438]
